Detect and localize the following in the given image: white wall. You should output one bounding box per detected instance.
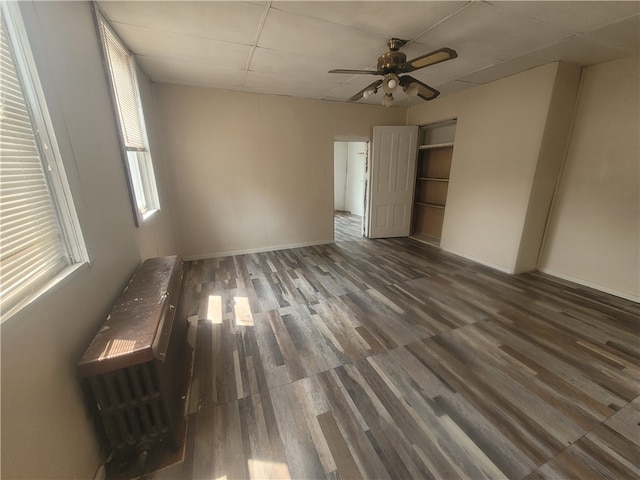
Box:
[334,142,348,211]
[334,141,366,216]
[408,63,563,272]
[540,56,640,300]
[0,2,176,479]
[345,142,367,216]
[154,84,405,259]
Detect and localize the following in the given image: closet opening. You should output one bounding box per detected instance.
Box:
[411,119,457,247]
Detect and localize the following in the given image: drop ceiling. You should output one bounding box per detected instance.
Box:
[97,1,640,107]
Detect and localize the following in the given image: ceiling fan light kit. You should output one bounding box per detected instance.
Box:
[404,84,419,97]
[329,38,458,107]
[382,73,399,94]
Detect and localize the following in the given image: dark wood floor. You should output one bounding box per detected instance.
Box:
[149,214,639,480]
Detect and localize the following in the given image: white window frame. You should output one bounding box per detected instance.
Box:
[1,2,88,322]
[95,8,160,226]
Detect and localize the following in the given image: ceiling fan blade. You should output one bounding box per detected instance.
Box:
[398,47,458,73]
[349,79,383,102]
[399,76,440,101]
[329,68,381,75]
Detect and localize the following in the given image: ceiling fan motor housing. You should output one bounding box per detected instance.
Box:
[377,51,407,73]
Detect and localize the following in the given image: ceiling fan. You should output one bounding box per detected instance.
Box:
[329,38,457,106]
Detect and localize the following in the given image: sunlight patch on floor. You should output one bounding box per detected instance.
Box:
[234,296,254,326]
[248,458,291,479]
[206,295,223,323]
[205,295,254,326]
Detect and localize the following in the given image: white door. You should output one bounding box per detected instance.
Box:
[367,126,418,238]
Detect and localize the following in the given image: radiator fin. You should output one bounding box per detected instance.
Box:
[89,364,169,449]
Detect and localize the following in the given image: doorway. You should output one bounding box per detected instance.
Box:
[334,141,368,241]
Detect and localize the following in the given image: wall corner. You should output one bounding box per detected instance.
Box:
[513,62,583,274]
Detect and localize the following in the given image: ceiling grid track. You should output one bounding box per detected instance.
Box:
[97,1,640,105]
[405,1,473,49]
[240,1,272,88]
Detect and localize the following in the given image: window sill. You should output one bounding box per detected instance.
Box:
[140,208,160,224]
[0,261,89,324]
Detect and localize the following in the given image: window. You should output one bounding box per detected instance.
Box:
[0,3,87,320]
[96,12,160,225]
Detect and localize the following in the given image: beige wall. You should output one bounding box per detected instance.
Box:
[1,2,176,479]
[154,85,405,259]
[134,62,179,260]
[408,63,562,272]
[540,56,640,300]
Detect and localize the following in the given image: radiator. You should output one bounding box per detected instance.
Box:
[78,256,187,471]
[87,363,171,453]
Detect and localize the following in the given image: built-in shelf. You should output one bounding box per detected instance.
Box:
[418,142,455,150]
[412,120,456,243]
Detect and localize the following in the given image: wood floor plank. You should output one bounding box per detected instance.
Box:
[317,411,363,480]
[529,399,640,479]
[406,337,567,464]
[318,369,393,479]
[332,363,433,479]
[141,212,639,480]
[356,357,472,478]
[483,314,635,409]
[269,382,327,479]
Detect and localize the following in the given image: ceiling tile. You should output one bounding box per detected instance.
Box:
[258,8,388,64]
[488,1,640,34]
[271,1,467,39]
[530,35,632,66]
[98,1,266,45]
[100,1,640,103]
[242,70,343,98]
[112,22,252,70]
[583,15,640,55]
[250,47,369,80]
[138,56,244,89]
[435,81,477,95]
[457,55,551,85]
[414,2,573,62]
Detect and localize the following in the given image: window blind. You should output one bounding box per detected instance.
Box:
[100,20,146,150]
[0,15,68,313]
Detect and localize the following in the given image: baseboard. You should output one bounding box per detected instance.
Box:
[93,465,106,480]
[182,239,334,261]
[440,246,514,274]
[538,268,639,303]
